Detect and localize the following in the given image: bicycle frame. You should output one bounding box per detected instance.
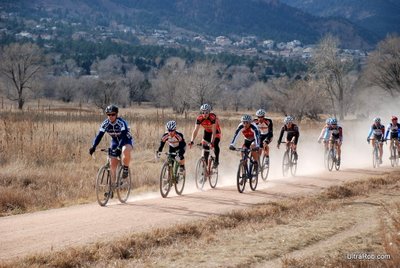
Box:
[235,147,258,193]
[159,152,185,198]
[280,141,297,176]
[195,142,218,189]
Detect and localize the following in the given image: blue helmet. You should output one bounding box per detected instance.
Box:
[330,118,337,125]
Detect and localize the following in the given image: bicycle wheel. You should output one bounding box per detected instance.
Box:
[249,161,258,191]
[159,163,172,198]
[236,162,246,193]
[393,145,399,166]
[116,166,132,203]
[282,151,290,177]
[260,153,270,181]
[290,151,298,176]
[174,168,185,195]
[334,151,340,171]
[208,157,218,188]
[390,145,396,167]
[195,158,207,190]
[372,146,378,168]
[95,165,112,206]
[327,149,334,171]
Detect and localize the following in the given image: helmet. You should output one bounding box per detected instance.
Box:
[200,103,211,112]
[283,116,293,125]
[325,118,331,124]
[255,109,266,117]
[373,117,381,123]
[241,114,252,122]
[330,118,337,125]
[392,116,398,121]
[166,120,176,131]
[105,104,118,114]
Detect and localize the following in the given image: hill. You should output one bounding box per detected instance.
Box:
[1,0,378,48]
[281,0,400,40]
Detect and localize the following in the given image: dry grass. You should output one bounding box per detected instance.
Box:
[1,172,398,268]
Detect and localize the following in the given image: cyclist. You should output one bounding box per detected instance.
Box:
[229,114,261,168]
[156,120,186,173]
[189,103,222,169]
[323,118,343,165]
[253,109,273,164]
[367,117,385,164]
[318,118,332,151]
[277,116,299,160]
[89,104,134,181]
[385,115,400,159]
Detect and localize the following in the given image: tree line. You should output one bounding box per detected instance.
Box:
[0,34,399,121]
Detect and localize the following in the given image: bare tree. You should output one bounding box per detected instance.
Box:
[55,76,79,102]
[92,80,124,110]
[124,68,149,105]
[364,35,400,97]
[0,43,43,109]
[312,34,353,120]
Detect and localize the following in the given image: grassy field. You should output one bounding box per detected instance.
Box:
[1,171,398,267]
[1,101,304,216]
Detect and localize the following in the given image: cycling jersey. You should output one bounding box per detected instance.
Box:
[367,124,385,140]
[324,125,342,141]
[385,123,400,140]
[92,117,134,150]
[158,131,186,159]
[253,118,273,136]
[277,124,300,145]
[196,113,222,138]
[318,124,330,141]
[230,123,260,148]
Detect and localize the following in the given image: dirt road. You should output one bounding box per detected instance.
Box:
[0,166,397,261]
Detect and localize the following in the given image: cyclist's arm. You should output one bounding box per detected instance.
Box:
[157,133,168,152]
[211,122,217,144]
[190,123,201,143]
[268,119,273,138]
[338,126,343,142]
[367,127,373,140]
[293,126,300,145]
[385,124,391,140]
[92,130,105,149]
[277,126,285,145]
[230,124,243,146]
[323,126,330,140]
[250,124,260,148]
[318,127,326,141]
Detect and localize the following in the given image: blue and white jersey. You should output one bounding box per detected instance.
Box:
[385,123,400,139]
[92,117,134,149]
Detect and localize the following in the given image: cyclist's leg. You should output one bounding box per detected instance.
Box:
[178,142,186,172]
[250,142,259,166]
[336,139,342,161]
[203,131,212,163]
[109,146,120,183]
[213,137,220,166]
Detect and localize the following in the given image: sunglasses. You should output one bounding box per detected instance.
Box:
[202,112,209,115]
[107,113,117,116]
[257,116,264,118]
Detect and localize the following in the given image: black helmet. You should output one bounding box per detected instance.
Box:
[105,104,118,114]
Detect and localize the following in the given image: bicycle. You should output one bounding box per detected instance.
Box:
[280,141,297,176]
[232,147,259,193]
[259,141,270,181]
[326,139,340,171]
[389,138,399,167]
[368,138,383,168]
[159,152,186,198]
[194,142,218,190]
[95,149,132,206]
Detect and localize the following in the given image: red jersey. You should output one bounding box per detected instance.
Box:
[196,112,222,138]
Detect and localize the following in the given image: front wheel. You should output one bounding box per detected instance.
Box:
[174,168,185,195]
[237,162,246,193]
[327,149,334,171]
[96,166,112,207]
[391,144,399,167]
[372,146,379,168]
[260,154,270,181]
[249,161,258,191]
[160,163,172,198]
[195,158,207,190]
[208,157,218,188]
[290,151,297,176]
[116,166,132,203]
[282,151,290,177]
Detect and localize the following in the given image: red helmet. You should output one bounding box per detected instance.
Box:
[392,116,398,121]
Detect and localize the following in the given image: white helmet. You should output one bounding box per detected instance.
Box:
[200,103,211,112]
[166,120,176,131]
[373,117,381,123]
[241,114,252,122]
[284,116,293,124]
[255,109,266,117]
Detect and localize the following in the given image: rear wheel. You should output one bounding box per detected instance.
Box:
[96,166,111,206]
[260,153,270,181]
[174,166,185,195]
[208,157,218,188]
[236,162,246,193]
[282,151,290,177]
[195,158,206,190]
[116,166,132,203]
[249,161,258,191]
[159,163,171,198]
